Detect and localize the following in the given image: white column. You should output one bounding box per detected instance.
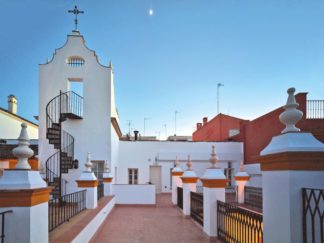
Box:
[103,176,113,196]
[259,87,324,243]
[235,171,250,204]
[76,172,98,209]
[0,123,52,243]
[201,169,227,237]
[171,171,183,205]
[181,179,197,215]
[76,152,98,209]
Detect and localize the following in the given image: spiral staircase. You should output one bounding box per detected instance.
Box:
[45,91,83,198]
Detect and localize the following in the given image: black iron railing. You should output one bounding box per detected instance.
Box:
[226,186,237,203]
[244,186,263,210]
[307,100,324,119]
[191,191,203,226]
[97,183,104,201]
[302,188,324,243]
[0,210,12,243]
[217,201,263,243]
[48,190,86,232]
[177,187,183,209]
[45,91,83,198]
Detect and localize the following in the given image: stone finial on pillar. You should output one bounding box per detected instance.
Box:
[200,145,228,237]
[76,152,98,209]
[234,160,250,204]
[181,155,198,215]
[0,123,51,243]
[171,156,184,205]
[279,87,303,133]
[103,160,113,196]
[12,123,34,170]
[258,87,324,243]
[84,152,93,172]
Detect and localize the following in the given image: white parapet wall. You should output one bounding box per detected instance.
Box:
[112,184,156,204]
[244,163,262,188]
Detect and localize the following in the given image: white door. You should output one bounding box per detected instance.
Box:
[150,166,162,193]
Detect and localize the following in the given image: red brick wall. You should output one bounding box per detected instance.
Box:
[192,92,324,164]
[192,114,247,141]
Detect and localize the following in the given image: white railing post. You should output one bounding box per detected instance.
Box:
[76,152,98,209]
[201,145,227,237]
[180,156,198,215]
[0,123,52,243]
[171,156,183,205]
[259,88,324,243]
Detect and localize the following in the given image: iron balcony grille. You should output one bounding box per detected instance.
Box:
[48,190,86,232]
[244,186,263,210]
[302,188,324,243]
[177,187,183,209]
[307,100,324,119]
[217,200,263,243]
[0,210,12,243]
[190,191,203,226]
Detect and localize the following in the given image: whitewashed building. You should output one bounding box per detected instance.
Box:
[38,26,244,197]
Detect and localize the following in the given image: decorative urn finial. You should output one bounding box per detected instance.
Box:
[13,123,33,169]
[84,152,92,172]
[186,155,192,170]
[279,87,303,133]
[209,145,218,168]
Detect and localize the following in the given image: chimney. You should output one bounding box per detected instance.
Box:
[8,95,18,114]
[203,117,208,126]
[134,130,139,141]
[196,123,202,130]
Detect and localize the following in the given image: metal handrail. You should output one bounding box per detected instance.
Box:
[45,91,83,198]
[0,210,13,243]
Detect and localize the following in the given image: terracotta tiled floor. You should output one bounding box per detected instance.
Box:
[90,193,213,243]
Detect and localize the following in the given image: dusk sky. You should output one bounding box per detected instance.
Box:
[0,0,323,138]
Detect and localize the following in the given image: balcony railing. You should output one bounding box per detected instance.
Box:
[48,190,86,231]
[302,188,324,243]
[307,100,324,119]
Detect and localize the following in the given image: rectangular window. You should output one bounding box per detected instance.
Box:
[128,168,138,184]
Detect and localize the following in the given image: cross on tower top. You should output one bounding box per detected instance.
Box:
[68,5,84,31]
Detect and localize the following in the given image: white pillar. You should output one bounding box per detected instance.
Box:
[235,171,250,204]
[258,87,324,243]
[76,172,98,209]
[0,123,52,243]
[181,177,198,215]
[76,152,98,209]
[201,169,227,237]
[171,171,183,205]
[103,175,113,196]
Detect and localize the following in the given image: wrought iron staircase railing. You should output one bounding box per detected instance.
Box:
[45,91,83,198]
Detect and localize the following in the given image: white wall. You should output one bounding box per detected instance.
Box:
[112,184,156,204]
[118,141,243,192]
[39,31,114,193]
[0,111,38,139]
[244,163,262,188]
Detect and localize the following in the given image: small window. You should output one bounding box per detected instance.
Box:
[128,168,138,184]
[67,56,85,67]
